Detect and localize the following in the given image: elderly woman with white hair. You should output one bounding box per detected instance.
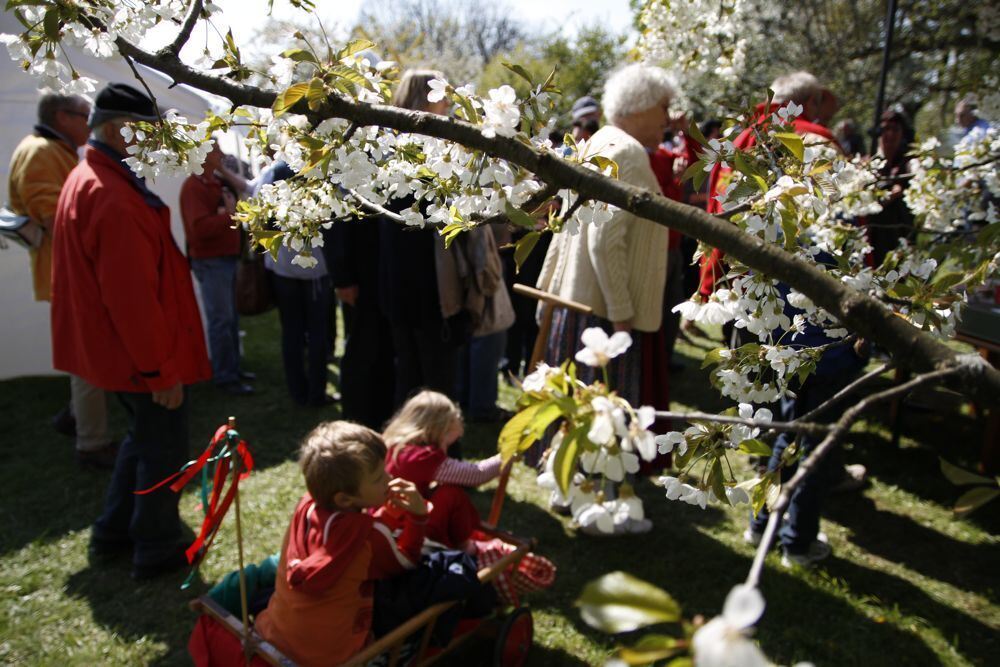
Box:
[536,63,675,407]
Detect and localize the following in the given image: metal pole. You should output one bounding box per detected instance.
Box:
[871,0,899,155]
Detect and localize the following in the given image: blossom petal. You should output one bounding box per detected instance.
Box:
[722,584,765,629]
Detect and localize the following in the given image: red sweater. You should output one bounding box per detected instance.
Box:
[179,173,240,259]
[51,146,210,392]
[255,494,426,667]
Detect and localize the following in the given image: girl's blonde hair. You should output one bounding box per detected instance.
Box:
[383,390,463,458]
[391,69,445,112]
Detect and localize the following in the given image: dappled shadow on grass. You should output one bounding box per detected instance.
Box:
[823,556,999,665]
[828,492,1000,605]
[64,534,208,666]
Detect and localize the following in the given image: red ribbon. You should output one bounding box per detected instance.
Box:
[134,422,255,566]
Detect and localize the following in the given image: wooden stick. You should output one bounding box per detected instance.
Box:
[229,416,252,667]
[512,284,592,372]
[486,458,515,527]
[512,283,592,314]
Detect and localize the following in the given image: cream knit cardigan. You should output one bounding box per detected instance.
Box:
[536,125,669,332]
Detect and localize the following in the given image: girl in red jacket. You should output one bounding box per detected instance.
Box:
[383,391,501,550]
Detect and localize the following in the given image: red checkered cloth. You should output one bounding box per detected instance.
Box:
[474,538,556,607]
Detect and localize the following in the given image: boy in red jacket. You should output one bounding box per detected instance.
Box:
[255,421,427,667]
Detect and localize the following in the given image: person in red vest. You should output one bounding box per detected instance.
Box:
[180,143,254,396]
[698,71,841,302]
[51,83,211,580]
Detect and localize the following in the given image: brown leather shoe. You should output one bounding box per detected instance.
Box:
[75,442,120,470]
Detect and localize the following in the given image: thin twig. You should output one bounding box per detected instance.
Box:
[744,364,962,588]
[345,188,406,223]
[652,410,832,438]
[120,53,164,124]
[795,361,893,424]
[161,0,204,57]
[466,183,559,228]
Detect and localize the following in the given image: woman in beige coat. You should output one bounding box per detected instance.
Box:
[536,63,675,404]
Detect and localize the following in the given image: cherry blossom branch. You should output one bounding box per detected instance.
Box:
[105,36,1000,406]
[161,0,205,57]
[744,363,965,588]
[344,188,406,223]
[652,410,831,438]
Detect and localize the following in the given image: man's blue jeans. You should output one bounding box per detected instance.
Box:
[92,390,189,565]
[191,256,241,385]
[749,365,860,554]
[457,330,507,420]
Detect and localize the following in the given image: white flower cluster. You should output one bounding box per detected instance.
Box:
[1,1,188,93]
[530,329,664,535]
[121,111,216,182]
[638,0,750,90]
[906,130,1000,232]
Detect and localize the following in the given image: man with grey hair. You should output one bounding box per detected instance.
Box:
[770,70,839,127]
[7,92,119,467]
[51,82,210,579]
[952,95,991,147]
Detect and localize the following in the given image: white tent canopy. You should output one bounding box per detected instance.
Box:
[0,9,231,380]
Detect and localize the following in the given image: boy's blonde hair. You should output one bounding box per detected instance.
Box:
[382,390,463,458]
[299,421,387,510]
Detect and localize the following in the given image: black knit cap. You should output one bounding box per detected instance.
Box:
[88,82,159,128]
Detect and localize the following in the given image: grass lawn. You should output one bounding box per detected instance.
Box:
[1,310,997,666]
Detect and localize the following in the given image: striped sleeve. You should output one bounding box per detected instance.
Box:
[433,454,502,487]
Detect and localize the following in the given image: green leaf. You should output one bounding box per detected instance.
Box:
[505,201,538,230]
[498,402,542,462]
[305,77,327,111]
[577,571,681,633]
[514,231,540,273]
[439,222,465,249]
[954,487,1000,517]
[774,131,804,161]
[731,151,758,178]
[502,61,534,85]
[710,458,727,505]
[738,439,772,456]
[497,399,563,462]
[687,118,708,146]
[680,160,705,184]
[931,271,965,291]
[701,347,728,369]
[328,64,371,90]
[280,48,318,64]
[335,38,376,61]
[588,155,619,179]
[553,425,586,496]
[272,82,309,116]
[42,8,59,40]
[940,458,995,486]
[617,634,684,665]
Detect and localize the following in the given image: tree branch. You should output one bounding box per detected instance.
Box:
[109,38,1000,406]
[160,0,205,57]
[744,363,966,588]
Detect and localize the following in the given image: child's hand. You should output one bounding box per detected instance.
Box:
[387,478,428,516]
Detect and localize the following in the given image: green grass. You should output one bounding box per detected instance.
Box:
[1,313,997,666]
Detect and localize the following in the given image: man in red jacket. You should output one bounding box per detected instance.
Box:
[51,83,211,580]
[180,143,254,395]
